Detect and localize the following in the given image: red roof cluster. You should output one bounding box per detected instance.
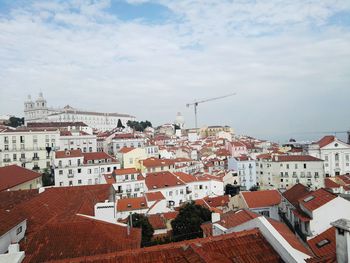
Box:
[141,158,175,168]
[147,214,167,230]
[145,171,185,189]
[55,149,83,159]
[118,147,135,154]
[82,152,118,164]
[114,168,140,176]
[241,190,281,208]
[282,183,310,207]
[315,136,336,148]
[274,155,323,162]
[51,229,281,263]
[116,196,148,212]
[0,165,41,192]
[145,191,165,202]
[307,227,336,259]
[299,188,337,212]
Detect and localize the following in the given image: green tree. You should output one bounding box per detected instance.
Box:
[129,213,154,247]
[126,120,152,132]
[7,116,24,128]
[42,168,54,186]
[171,202,211,242]
[225,183,240,196]
[249,185,259,191]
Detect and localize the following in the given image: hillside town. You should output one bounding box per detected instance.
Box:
[0,94,349,262]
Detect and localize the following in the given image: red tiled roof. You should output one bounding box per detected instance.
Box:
[204,195,230,208]
[23,216,141,263]
[82,152,118,164]
[324,178,341,189]
[0,209,26,237]
[0,165,42,192]
[315,136,335,148]
[145,191,165,202]
[162,211,178,220]
[299,188,337,212]
[283,183,310,207]
[55,149,83,159]
[292,208,311,222]
[118,147,135,154]
[114,168,139,176]
[215,149,231,156]
[145,171,185,189]
[241,190,281,208]
[336,175,350,185]
[141,158,175,168]
[268,218,312,256]
[147,214,166,230]
[103,174,115,184]
[307,227,336,258]
[256,153,272,160]
[231,141,246,147]
[49,229,281,263]
[219,209,260,229]
[116,197,148,212]
[0,189,39,210]
[174,172,197,183]
[275,155,323,162]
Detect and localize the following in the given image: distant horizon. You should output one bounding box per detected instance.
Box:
[1,0,349,142]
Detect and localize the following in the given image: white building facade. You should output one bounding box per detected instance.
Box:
[0,128,60,171]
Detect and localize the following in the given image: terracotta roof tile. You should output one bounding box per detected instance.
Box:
[147,214,167,230]
[145,171,185,189]
[145,191,165,202]
[82,152,118,164]
[219,209,260,229]
[282,183,311,207]
[268,218,312,256]
[0,189,39,210]
[307,227,336,258]
[315,136,336,148]
[23,216,141,263]
[299,188,337,212]
[118,147,135,153]
[324,178,341,189]
[116,196,148,212]
[0,165,42,192]
[275,155,323,162]
[203,195,230,208]
[55,149,83,159]
[114,168,139,176]
[241,190,281,208]
[49,229,281,263]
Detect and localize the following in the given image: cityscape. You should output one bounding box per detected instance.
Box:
[1,1,350,263]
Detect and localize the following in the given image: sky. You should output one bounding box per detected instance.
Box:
[0,0,349,142]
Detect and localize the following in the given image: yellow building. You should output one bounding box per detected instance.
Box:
[138,158,176,173]
[0,165,42,191]
[117,147,147,169]
[200,126,234,138]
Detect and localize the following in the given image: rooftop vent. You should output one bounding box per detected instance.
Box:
[153,186,157,189]
[303,195,315,203]
[141,202,145,207]
[127,203,131,208]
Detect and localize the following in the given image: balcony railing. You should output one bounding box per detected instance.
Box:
[32,156,39,161]
[20,158,30,163]
[116,189,123,193]
[67,173,74,178]
[134,188,140,192]
[3,158,11,162]
[33,166,40,171]
[126,189,132,193]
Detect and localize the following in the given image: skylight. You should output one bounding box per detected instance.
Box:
[316,239,330,248]
[303,196,315,202]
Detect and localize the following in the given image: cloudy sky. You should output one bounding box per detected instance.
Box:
[0,0,349,142]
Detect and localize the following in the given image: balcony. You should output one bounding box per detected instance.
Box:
[134,188,140,192]
[33,166,40,171]
[20,158,30,163]
[116,189,123,194]
[186,188,192,194]
[67,173,74,178]
[126,189,132,193]
[3,158,11,163]
[32,156,39,161]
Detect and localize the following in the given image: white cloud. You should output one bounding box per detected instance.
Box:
[0,0,349,141]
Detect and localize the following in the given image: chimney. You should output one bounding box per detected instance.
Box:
[211,212,220,223]
[331,218,350,263]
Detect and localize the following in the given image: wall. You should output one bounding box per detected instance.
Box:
[0,220,26,254]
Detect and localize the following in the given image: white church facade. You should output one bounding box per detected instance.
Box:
[24,93,136,131]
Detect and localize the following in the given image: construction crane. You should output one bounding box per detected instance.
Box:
[186,92,236,129]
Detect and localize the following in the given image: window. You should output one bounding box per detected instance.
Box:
[59,170,63,175]
[69,181,73,186]
[304,163,307,169]
[295,164,298,169]
[78,168,81,173]
[16,226,23,235]
[335,153,339,162]
[169,191,173,196]
[286,164,289,169]
[88,169,92,174]
[78,179,82,184]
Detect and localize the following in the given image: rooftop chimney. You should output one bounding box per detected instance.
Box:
[331,218,350,263]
